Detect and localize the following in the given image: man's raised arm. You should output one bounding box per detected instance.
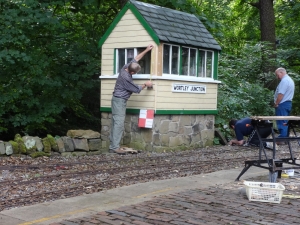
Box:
[135,44,153,62]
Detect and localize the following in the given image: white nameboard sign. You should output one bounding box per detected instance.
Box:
[172,83,206,94]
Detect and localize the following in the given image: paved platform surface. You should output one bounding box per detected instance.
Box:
[1,167,299,225]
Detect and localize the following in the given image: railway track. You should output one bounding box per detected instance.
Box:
[1,146,299,211]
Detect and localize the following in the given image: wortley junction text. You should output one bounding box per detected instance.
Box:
[172,83,206,94]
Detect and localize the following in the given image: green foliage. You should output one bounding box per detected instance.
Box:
[216,43,274,138]
[0,0,104,139]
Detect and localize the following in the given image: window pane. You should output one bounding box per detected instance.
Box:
[127,48,134,63]
[206,51,213,78]
[118,49,125,72]
[171,46,179,74]
[163,45,170,74]
[137,48,151,74]
[190,49,196,76]
[198,50,205,77]
[182,47,189,75]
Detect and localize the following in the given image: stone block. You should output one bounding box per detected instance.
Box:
[0,142,5,155]
[160,134,170,146]
[59,152,73,157]
[124,122,131,133]
[206,120,214,129]
[179,116,191,126]
[125,115,131,123]
[191,133,201,144]
[22,136,36,149]
[171,115,180,122]
[191,115,196,125]
[33,137,43,152]
[153,133,160,146]
[101,118,111,126]
[73,151,87,156]
[160,120,170,134]
[101,135,109,142]
[201,130,214,147]
[131,121,140,132]
[101,126,110,136]
[141,130,153,143]
[184,126,193,135]
[192,124,200,134]
[179,135,191,145]
[72,138,89,151]
[132,132,142,142]
[101,112,109,119]
[169,136,181,147]
[101,141,108,149]
[87,150,103,156]
[56,137,66,153]
[62,136,75,152]
[169,122,179,133]
[88,139,101,151]
[123,133,131,145]
[4,142,13,155]
[67,130,100,139]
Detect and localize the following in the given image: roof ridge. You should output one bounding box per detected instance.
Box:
[130,0,197,18]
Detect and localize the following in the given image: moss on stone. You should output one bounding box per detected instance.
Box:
[47,134,58,151]
[13,134,27,154]
[14,134,22,141]
[19,143,27,154]
[9,141,19,154]
[42,137,51,153]
[26,146,37,155]
[30,152,51,158]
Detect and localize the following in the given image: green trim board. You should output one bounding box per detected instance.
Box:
[98,1,160,48]
[129,3,160,45]
[213,50,219,80]
[100,107,218,115]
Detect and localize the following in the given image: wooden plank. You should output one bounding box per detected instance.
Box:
[156,102,216,110]
[154,44,163,76]
[105,36,153,44]
[251,116,300,120]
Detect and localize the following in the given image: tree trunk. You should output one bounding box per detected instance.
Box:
[259,0,276,47]
[259,0,277,73]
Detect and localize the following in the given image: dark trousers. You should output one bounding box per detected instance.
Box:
[248,127,272,146]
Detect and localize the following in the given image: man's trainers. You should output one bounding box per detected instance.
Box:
[110,148,127,155]
[266,142,278,150]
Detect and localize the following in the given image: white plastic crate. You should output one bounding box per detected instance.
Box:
[244,181,285,204]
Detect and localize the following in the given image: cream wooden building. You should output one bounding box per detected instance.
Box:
[99,0,222,151]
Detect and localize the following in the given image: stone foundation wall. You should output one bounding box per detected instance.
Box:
[101,113,215,152]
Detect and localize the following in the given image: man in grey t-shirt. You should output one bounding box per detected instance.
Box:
[274,67,295,141]
[109,44,154,154]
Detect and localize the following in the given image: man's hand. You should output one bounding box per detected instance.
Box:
[145,80,153,88]
[135,44,154,62]
[146,44,153,51]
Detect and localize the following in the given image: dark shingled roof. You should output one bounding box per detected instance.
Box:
[130,0,221,51]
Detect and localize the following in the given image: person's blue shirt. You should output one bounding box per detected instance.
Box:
[235,118,254,141]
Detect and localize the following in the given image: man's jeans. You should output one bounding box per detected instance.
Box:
[109,96,127,150]
[275,101,292,137]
